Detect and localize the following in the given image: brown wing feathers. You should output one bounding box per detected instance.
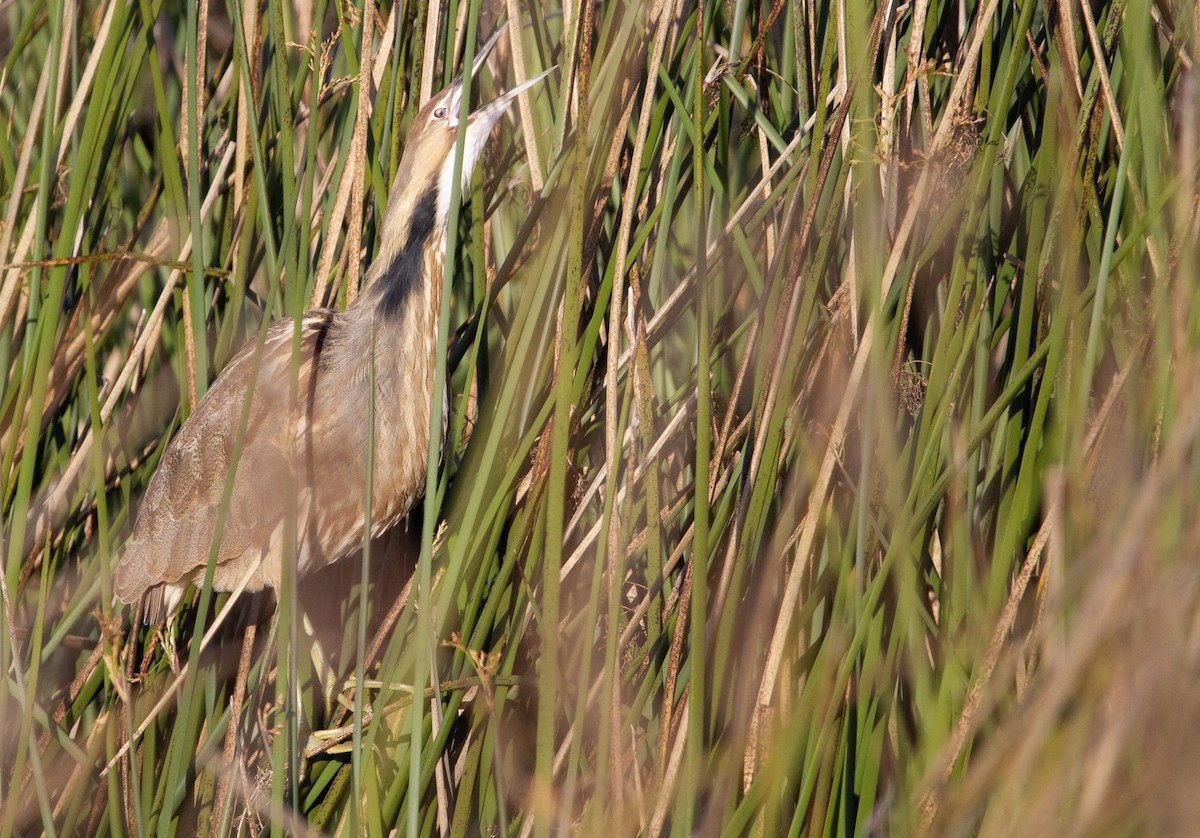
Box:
[113,312,338,612]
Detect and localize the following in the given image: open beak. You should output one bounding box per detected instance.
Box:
[434,23,557,201]
[441,20,557,137]
[468,21,510,81]
[466,66,557,133]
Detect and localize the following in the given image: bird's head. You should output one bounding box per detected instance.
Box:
[379,29,555,245]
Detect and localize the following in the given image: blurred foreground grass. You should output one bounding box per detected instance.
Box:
[3,0,1200,833]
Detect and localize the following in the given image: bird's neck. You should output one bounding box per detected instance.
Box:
[363,177,446,318]
[340,219,447,395]
[361,227,447,326]
[330,179,449,395]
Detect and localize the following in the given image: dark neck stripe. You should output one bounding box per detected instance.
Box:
[374,184,439,320]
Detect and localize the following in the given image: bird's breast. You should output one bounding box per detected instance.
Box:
[362,288,446,531]
[301,233,448,565]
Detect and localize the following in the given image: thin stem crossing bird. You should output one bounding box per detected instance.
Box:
[113,33,553,623]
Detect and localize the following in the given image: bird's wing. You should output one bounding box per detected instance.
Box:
[113,311,339,602]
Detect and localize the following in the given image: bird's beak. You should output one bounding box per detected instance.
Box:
[468,22,510,81]
[465,66,557,133]
[433,25,556,201]
[442,21,556,137]
[439,22,509,126]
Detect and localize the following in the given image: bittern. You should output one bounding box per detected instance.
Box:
[114,36,552,623]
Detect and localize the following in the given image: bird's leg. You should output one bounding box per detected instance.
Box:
[160,614,182,674]
[102,555,268,776]
[115,598,143,696]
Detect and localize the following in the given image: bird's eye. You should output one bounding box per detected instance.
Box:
[434,107,447,119]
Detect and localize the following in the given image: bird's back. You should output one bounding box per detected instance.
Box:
[114,310,381,618]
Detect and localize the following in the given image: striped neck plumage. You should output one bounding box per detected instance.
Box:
[364,180,445,321]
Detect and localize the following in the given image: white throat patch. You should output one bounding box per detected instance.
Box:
[435,123,493,226]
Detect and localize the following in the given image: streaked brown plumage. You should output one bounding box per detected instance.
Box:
[114,36,552,622]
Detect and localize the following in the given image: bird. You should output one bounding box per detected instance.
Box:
[113,31,553,624]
